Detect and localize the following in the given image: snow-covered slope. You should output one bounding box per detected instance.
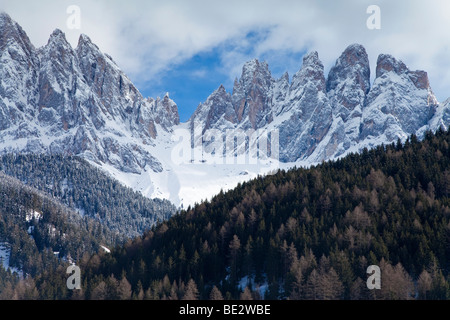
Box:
[0,12,178,175]
[0,12,449,208]
[101,120,281,208]
[428,98,450,132]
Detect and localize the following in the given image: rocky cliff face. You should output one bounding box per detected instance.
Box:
[232,59,274,130]
[322,44,370,155]
[361,53,437,140]
[0,12,179,174]
[280,51,333,161]
[190,43,447,164]
[0,12,39,132]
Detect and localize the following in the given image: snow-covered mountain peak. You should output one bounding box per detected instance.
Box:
[326,43,370,95]
[291,51,326,93]
[375,53,409,78]
[372,53,435,101]
[0,11,8,20]
[205,84,231,104]
[76,33,120,77]
[233,58,273,96]
[189,83,236,135]
[0,14,181,176]
[153,93,180,130]
[241,58,269,77]
[373,53,435,103]
[302,50,321,67]
[40,29,76,71]
[344,43,367,55]
[298,51,326,85]
[232,58,274,129]
[0,11,15,33]
[0,12,34,55]
[408,70,431,90]
[42,29,74,60]
[338,43,368,68]
[279,71,289,82]
[361,52,439,142]
[0,11,20,34]
[326,43,370,128]
[76,33,98,51]
[217,84,227,93]
[48,29,67,42]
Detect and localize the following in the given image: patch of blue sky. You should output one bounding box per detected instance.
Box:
[141,28,307,122]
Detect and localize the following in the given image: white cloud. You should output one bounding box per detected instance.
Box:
[1,0,449,101]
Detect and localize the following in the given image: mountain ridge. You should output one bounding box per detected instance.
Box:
[0,12,449,207]
[0,12,179,175]
[191,43,445,164]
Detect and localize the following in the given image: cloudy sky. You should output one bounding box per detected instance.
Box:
[1,0,449,121]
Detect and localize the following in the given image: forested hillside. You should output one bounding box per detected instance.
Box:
[0,154,176,298]
[0,171,117,299]
[0,154,176,239]
[7,128,450,300]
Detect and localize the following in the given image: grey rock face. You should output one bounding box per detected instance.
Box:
[279,51,332,161]
[191,44,448,164]
[0,13,179,174]
[326,43,370,120]
[314,44,370,159]
[0,12,39,130]
[232,59,274,129]
[190,85,236,134]
[361,54,437,140]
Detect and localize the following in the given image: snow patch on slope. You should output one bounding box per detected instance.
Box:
[0,243,21,275]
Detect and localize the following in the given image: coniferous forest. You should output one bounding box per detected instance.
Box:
[1,128,450,299]
[0,154,176,240]
[0,155,176,299]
